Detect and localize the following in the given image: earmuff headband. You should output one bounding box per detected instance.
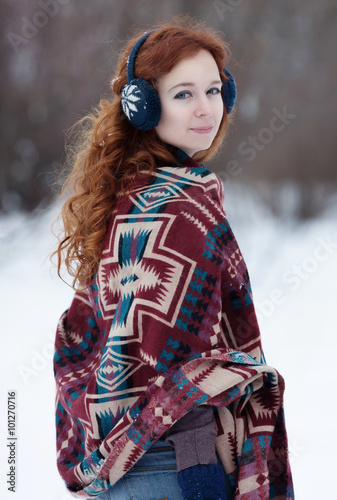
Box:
[126,30,156,83]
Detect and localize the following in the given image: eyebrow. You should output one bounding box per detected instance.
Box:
[168,80,223,92]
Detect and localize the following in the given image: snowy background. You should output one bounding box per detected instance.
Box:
[0,181,336,500]
[2,1,336,498]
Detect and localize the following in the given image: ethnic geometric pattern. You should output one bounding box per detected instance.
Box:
[96,346,143,392]
[130,183,182,212]
[228,248,243,278]
[88,399,137,441]
[202,221,250,301]
[154,407,174,426]
[203,221,233,264]
[156,336,193,373]
[98,215,196,344]
[129,168,220,214]
[54,150,293,498]
[176,267,221,347]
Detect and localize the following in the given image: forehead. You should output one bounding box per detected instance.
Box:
[157,50,221,89]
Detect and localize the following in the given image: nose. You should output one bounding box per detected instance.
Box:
[194,94,213,117]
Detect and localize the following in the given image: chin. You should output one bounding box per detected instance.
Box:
[195,141,213,153]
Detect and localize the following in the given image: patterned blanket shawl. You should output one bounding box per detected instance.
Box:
[54,149,294,498]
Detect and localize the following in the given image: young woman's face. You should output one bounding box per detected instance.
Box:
[155,49,224,157]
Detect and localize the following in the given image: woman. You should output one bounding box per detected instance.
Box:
[53,17,294,500]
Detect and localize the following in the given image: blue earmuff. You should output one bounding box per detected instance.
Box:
[121,30,237,131]
[121,30,161,131]
[223,68,237,114]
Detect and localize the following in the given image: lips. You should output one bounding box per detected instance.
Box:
[190,125,213,134]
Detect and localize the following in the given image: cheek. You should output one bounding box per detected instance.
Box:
[160,105,185,133]
[216,101,224,123]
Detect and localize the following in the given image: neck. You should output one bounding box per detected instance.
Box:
[167,145,203,169]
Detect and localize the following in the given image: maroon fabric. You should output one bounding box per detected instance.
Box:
[54,151,294,498]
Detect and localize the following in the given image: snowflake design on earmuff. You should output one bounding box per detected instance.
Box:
[121,84,142,121]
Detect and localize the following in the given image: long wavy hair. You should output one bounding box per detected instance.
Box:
[53,15,233,290]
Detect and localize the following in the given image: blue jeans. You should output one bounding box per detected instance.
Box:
[98,440,183,500]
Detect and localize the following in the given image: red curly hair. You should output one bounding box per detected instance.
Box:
[53,15,233,289]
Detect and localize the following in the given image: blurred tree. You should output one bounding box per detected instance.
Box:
[1,0,336,218]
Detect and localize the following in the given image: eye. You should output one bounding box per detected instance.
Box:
[207,87,222,95]
[174,91,192,99]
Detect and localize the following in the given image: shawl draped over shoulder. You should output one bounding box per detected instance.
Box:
[54,149,294,498]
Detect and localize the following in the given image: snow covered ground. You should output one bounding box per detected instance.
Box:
[0,182,336,499]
